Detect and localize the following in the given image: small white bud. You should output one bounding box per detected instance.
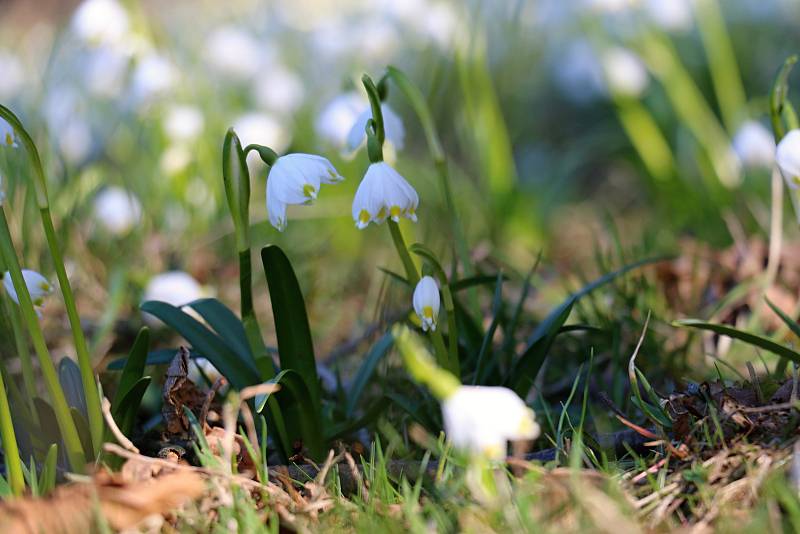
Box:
[413,276,441,332]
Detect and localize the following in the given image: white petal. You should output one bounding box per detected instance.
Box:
[382,104,406,150]
[346,109,371,153]
[776,130,800,188]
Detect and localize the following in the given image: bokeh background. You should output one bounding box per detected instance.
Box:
[1,0,799,363]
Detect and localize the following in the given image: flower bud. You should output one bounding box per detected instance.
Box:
[413,276,440,332]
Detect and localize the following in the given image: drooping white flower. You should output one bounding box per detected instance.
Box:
[3,270,54,308]
[266,154,343,231]
[71,0,130,46]
[346,103,405,153]
[732,120,775,169]
[352,162,418,229]
[776,129,800,189]
[442,385,540,460]
[602,47,648,97]
[164,105,205,143]
[92,186,142,235]
[413,276,440,332]
[1,118,17,148]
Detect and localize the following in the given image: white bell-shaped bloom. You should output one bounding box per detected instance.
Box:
[3,270,54,308]
[315,92,364,148]
[71,0,130,47]
[93,186,142,235]
[266,154,343,231]
[442,385,540,460]
[603,47,648,98]
[776,129,800,189]
[1,118,17,148]
[346,104,405,153]
[352,162,418,229]
[413,276,440,332]
[732,120,775,169]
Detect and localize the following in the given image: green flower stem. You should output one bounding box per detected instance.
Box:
[0,291,38,422]
[240,249,274,379]
[0,104,103,457]
[0,367,24,496]
[0,208,85,473]
[388,220,419,286]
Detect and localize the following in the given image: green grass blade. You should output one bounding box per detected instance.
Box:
[113,327,149,405]
[345,332,394,417]
[673,319,800,363]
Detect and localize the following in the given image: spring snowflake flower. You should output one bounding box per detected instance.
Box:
[266,154,344,231]
[316,92,405,154]
[2,270,54,312]
[732,120,775,169]
[352,162,418,229]
[163,105,205,143]
[71,0,130,46]
[603,47,648,97]
[776,129,800,189]
[1,118,17,148]
[442,385,540,460]
[413,276,440,332]
[93,186,142,235]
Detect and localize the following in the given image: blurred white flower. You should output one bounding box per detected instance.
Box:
[266,154,343,231]
[413,276,440,332]
[420,2,459,49]
[84,46,130,97]
[732,120,775,169]
[355,17,399,63]
[644,0,692,32]
[59,119,93,165]
[352,162,418,229]
[164,105,204,143]
[142,271,205,326]
[71,0,130,46]
[442,385,540,460]
[252,66,305,114]
[346,103,405,153]
[131,53,176,102]
[160,144,192,176]
[233,112,291,165]
[0,51,24,99]
[1,118,17,148]
[315,92,365,148]
[205,26,265,80]
[603,47,648,97]
[3,269,54,309]
[777,129,800,189]
[92,186,142,235]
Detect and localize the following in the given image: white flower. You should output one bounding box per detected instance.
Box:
[252,66,305,114]
[1,118,17,148]
[164,105,204,143]
[131,53,175,102]
[352,162,418,229]
[442,385,540,460]
[71,0,130,46]
[603,47,648,97]
[643,0,692,32]
[3,270,54,308]
[413,276,440,332]
[205,26,266,80]
[141,271,207,327]
[233,112,291,164]
[776,129,800,189]
[316,93,405,154]
[346,103,405,153]
[266,154,343,231]
[732,120,775,169]
[315,92,365,148]
[93,186,142,235]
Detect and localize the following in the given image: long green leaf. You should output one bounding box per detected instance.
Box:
[261,245,321,409]
[346,333,394,417]
[766,297,800,341]
[188,298,253,364]
[38,443,57,496]
[140,301,259,390]
[673,319,800,363]
[113,327,149,405]
[113,377,152,438]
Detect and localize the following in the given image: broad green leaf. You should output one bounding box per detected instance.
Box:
[673,319,800,363]
[261,245,321,409]
[346,332,394,417]
[113,377,152,438]
[140,301,259,390]
[108,348,200,370]
[188,298,253,364]
[58,358,86,419]
[255,369,324,460]
[113,327,149,406]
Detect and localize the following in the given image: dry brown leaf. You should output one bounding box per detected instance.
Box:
[0,470,204,533]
